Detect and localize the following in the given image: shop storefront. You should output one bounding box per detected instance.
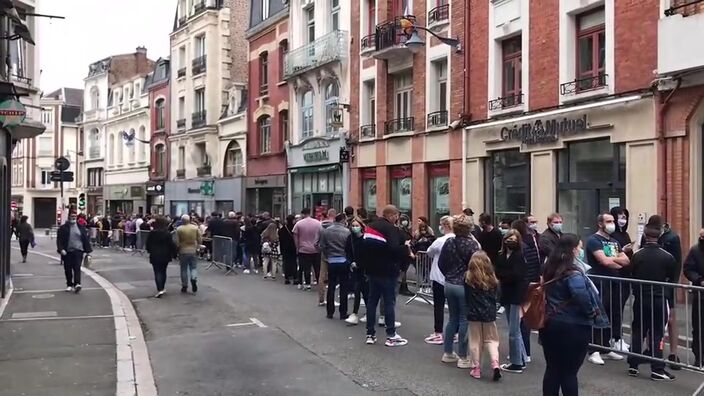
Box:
[244,175,286,218]
[466,95,657,240]
[104,184,146,216]
[361,169,377,216]
[85,186,103,216]
[428,163,451,228]
[286,136,348,216]
[214,177,244,215]
[390,165,412,219]
[146,182,165,215]
[165,180,216,218]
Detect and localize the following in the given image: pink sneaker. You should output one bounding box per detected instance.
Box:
[424,332,443,345]
[470,367,481,379]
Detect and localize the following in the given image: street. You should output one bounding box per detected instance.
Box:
[0,237,700,396]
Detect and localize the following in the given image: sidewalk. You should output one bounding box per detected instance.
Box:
[0,250,116,396]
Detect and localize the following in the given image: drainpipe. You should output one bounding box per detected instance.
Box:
[656,78,681,218]
[460,0,470,211]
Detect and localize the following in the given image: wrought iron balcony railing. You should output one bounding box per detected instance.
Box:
[560,74,608,95]
[192,55,207,75]
[428,4,450,27]
[665,0,704,16]
[361,33,376,53]
[488,93,524,111]
[176,118,187,130]
[427,110,448,128]
[375,16,416,52]
[384,117,414,135]
[191,110,207,128]
[360,124,376,139]
[197,165,211,176]
[284,30,349,79]
[177,67,186,78]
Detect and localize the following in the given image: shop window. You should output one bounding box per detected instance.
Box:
[557,139,625,240]
[502,36,522,105]
[361,169,377,215]
[576,9,606,91]
[486,149,530,223]
[428,163,450,229]
[391,166,412,218]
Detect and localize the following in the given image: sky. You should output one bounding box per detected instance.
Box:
[38,0,174,94]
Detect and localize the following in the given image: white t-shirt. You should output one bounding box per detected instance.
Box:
[426,232,455,286]
[135,218,144,230]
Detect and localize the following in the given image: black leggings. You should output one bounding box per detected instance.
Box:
[353,269,369,314]
[540,321,590,396]
[432,281,445,334]
[19,240,30,258]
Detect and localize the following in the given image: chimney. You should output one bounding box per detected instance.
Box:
[136,46,147,55]
[135,46,148,71]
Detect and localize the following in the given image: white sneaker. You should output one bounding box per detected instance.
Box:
[297,284,303,290]
[442,352,459,363]
[588,351,605,365]
[359,315,367,323]
[65,286,74,292]
[318,301,326,306]
[457,357,472,369]
[611,339,630,352]
[304,284,311,291]
[155,291,165,298]
[385,333,408,347]
[243,269,251,274]
[602,351,624,361]
[265,272,272,278]
[345,313,359,325]
[497,306,506,315]
[525,356,532,363]
[74,284,82,293]
[378,316,385,326]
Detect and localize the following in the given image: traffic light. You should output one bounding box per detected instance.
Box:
[78,193,86,210]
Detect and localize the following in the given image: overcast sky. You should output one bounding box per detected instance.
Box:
[38,0,174,94]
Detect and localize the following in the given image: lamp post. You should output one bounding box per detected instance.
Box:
[398,16,461,53]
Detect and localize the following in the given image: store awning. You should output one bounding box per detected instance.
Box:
[289,164,340,174]
[0,1,34,44]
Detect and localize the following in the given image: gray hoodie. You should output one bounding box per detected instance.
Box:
[319,222,350,263]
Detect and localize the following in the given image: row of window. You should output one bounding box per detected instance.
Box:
[173,140,243,177]
[177,35,206,71]
[106,128,148,166]
[256,111,288,155]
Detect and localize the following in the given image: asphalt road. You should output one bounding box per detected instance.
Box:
[29,240,704,396]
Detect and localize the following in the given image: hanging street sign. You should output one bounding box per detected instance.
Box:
[0,100,27,127]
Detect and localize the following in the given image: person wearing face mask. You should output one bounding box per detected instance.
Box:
[608,207,633,354]
[56,211,93,293]
[495,228,528,373]
[424,215,454,345]
[464,208,481,240]
[585,212,631,366]
[476,213,502,266]
[539,213,563,259]
[515,217,541,361]
[345,217,369,325]
[498,219,512,237]
[684,228,704,366]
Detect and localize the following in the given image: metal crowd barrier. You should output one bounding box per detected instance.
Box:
[588,274,704,373]
[110,229,125,251]
[207,235,235,275]
[89,227,99,246]
[131,230,149,256]
[406,251,432,305]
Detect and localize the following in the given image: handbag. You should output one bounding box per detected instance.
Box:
[83,254,92,269]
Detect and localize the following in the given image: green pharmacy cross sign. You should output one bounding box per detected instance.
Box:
[0,100,27,128]
[200,181,214,196]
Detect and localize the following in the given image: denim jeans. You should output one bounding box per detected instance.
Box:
[366,276,397,337]
[152,261,168,291]
[444,283,469,358]
[505,304,528,366]
[179,253,198,286]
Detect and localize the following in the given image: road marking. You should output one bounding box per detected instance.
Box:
[225,321,256,328]
[2,314,119,322]
[12,273,34,277]
[31,294,55,299]
[12,311,57,319]
[0,279,14,319]
[250,317,267,328]
[14,287,101,294]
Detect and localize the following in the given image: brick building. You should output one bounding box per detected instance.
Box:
[145,58,170,215]
[245,0,289,217]
[349,0,466,228]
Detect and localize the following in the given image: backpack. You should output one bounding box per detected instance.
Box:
[520,276,562,330]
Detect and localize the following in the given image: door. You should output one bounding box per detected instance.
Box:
[558,187,625,241]
[33,197,57,228]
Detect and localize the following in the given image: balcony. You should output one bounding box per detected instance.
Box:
[427,4,450,31]
[176,118,187,130]
[360,124,376,140]
[191,111,207,129]
[283,30,349,80]
[177,67,186,78]
[360,33,376,56]
[427,110,448,129]
[89,146,101,159]
[197,165,211,177]
[659,0,704,75]
[176,169,186,179]
[83,109,98,122]
[368,16,416,60]
[560,74,608,96]
[192,55,207,75]
[384,117,414,135]
[488,93,524,111]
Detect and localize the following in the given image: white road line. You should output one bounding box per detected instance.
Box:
[225,322,256,328]
[12,311,57,319]
[23,248,157,396]
[250,317,268,328]
[0,279,14,319]
[13,287,102,294]
[2,314,120,322]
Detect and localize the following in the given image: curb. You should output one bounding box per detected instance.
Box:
[22,249,157,396]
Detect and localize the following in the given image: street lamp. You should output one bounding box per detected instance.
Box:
[400,17,461,53]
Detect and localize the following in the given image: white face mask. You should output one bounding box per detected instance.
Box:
[401,220,409,227]
[605,223,616,234]
[529,223,538,231]
[617,218,627,228]
[438,225,445,235]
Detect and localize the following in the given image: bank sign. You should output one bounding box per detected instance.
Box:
[500,115,588,145]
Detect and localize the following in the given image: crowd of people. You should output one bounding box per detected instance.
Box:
[51,202,704,395]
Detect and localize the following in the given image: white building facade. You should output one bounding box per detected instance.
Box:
[284,0,350,214]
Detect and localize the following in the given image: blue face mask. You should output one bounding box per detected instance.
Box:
[551,223,563,233]
[577,248,585,262]
[499,228,508,236]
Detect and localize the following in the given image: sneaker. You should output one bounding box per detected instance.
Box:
[611,339,631,352]
[65,286,74,292]
[441,353,459,363]
[457,357,472,369]
[345,313,359,325]
[470,367,481,379]
[602,351,624,361]
[497,306,506,315]
[500,363,524,373]
[651,369,675,381]
[525,356,532,363]
[304,284,311,291]
[243,269,251,274]
[424,333,444,345]
[365,335,377,345]
[318,301,326,306]
[493,367,502,381]
[359,315,367,323]
[181,286,188,293]
[385,333,408,347]
[628,367,639,377]
[588,352,605,365]
[297,284,303,290]
[312,280,318,286]
[265,272,272,278]
[378,316,385,326]
[254,269,259,274]
[668,354,682,371]
[155,291,165,298]
[74,284,82,294]
[191,280,198,293]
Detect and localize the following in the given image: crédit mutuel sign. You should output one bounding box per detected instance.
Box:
[500,114,588,145]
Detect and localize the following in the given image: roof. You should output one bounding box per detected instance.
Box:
[43,87,84,108]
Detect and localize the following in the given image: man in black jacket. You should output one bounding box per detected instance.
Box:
[56,212,92,293]
[538,213,563,259]
[362,205,410,347]
[684,228,704,366]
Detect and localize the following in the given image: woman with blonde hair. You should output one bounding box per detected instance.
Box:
[465,250,501,381]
